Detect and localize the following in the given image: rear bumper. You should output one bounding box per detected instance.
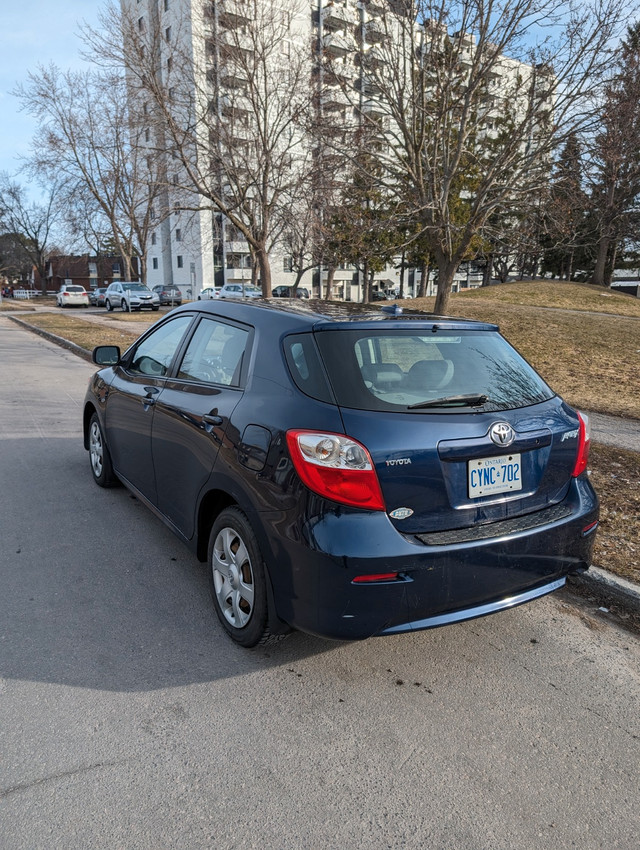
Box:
[260,475,599,640]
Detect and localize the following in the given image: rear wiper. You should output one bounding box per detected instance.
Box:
[408,393,489,410]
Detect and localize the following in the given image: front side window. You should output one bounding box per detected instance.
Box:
[128,315,193,377]
[314,330,554,413]
[178,318,250,386]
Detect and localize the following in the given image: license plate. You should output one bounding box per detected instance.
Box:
[468,454,522,498]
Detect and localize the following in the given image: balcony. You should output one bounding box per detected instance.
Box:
[363,0,386,16]
[361,99,386,121]
[220,68,248,90]
[322,2,351,32]
[322,91,349,112]
[217,0,251,30]
[323,33,354,58]
[219,30,255,64]
[363,21,386,44]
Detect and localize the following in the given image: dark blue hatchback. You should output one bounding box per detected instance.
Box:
[84,299,598,646]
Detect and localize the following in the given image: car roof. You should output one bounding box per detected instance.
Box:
[169,297,498,333]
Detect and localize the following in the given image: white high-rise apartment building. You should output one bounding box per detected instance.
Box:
[123,1,549,299]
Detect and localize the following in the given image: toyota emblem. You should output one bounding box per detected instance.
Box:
[489,422,515,447]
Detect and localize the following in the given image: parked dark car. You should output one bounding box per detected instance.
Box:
[272,285,310,299]
[84,299,598,647]
[89,287,108,307]
[152,285,183,306]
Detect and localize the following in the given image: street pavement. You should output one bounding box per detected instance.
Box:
[1,315,640,850]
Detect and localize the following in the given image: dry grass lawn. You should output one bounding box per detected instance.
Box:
[589,444,640,584]
[6,310,150,352]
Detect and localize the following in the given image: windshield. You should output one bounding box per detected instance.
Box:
[312,329,554,413]
[122,283,150,292]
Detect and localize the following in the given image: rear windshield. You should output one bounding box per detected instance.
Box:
[312,329,554,412]
[67,286,84,292]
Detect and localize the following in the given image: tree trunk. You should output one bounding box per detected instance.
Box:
[324,266,335,300]
[482,255,493,287]
[605,240,618,287]
[591,236,610,286]
[417,260,429,297]
[433,259,457,315]
[256,247,271,295]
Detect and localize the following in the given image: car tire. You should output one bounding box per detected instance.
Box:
[208,507,272,647]
[121,299,129,312]
[106,299,113,312]
[88,412,118,488]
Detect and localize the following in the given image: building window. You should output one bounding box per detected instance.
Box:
[152,258,159,270]
[143,102,148,115]
[145,127,150,142]
[164,0,169,9]
[151,232,157,246]
[175,228,182,242]
[138,16,144,32]
[165,26,171,42]
[177,255,183,268]
[283,256,293,273]
[167,57,173,73]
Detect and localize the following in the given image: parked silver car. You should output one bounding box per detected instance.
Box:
[104,282,160,312]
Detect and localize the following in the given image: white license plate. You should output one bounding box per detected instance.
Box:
[468,453,522,498]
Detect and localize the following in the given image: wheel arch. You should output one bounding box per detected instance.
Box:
[196,488,238,562]
[83,401,99,450]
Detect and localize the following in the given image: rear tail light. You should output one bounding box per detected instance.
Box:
[286,430,385,510]
[572,411,591,477]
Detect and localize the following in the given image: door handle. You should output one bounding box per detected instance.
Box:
[142,386,160,408]
[203,414,223,426]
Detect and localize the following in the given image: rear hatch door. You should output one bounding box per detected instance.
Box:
[313,321,582,535]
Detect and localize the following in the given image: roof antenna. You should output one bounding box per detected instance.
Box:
[381,304,403,315]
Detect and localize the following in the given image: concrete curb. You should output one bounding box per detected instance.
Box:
[568,567,640,625]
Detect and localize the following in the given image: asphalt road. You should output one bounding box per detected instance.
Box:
[1,316,639,850]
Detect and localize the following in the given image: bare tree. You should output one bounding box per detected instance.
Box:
[0,174,61,292]
[84,0,317,295]
[15,65,164,283]
[324,0,632,312]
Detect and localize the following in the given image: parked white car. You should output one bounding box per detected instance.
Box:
[56,284,89,308]
[198,287,221,300]
[217,283,262,299]
[104,282,160,312]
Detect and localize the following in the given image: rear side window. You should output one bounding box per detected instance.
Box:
[314,330,554,412]
[283,333,334,404]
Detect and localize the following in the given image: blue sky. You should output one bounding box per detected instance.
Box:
[0,1,100,192]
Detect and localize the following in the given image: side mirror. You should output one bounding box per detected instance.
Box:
[92,345,121,366]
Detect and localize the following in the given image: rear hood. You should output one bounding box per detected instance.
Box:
[338,398,581,535]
